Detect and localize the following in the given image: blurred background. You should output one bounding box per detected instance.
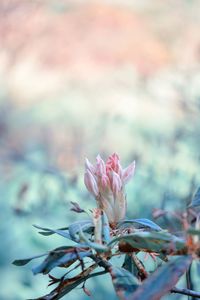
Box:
[0,0,200,299]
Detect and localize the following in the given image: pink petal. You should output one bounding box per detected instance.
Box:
[117,161,123,177]
[106,153,121,174]
[111,171,122,195]
[106,153,119,167]
[96,154,106,176]
[122,161,135,184]
[85,158,96,175]
[84,170,99,197]
[101,174,110,189]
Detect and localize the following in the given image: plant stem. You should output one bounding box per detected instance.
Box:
[186,263,195,300]
[171,287,200,298]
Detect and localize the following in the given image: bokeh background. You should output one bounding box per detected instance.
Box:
[0,0,200,299]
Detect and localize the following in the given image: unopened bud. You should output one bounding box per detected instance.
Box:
[84,170,99,197]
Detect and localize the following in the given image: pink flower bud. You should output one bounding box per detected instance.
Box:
[111,171,122,195]
[96,155,106,176]
[84,153,136,226]
[84,170,99,197]
[122,161,135,184]
[85,158,96,175]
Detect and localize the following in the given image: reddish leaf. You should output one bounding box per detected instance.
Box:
[70,201,85,213]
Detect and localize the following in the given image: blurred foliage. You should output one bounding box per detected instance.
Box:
[0,0,200,299]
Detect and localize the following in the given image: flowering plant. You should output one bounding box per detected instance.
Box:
[13,154,200,299]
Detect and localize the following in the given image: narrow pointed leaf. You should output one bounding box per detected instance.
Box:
[12,253,47,266]
[70,201,85,213]
[32,247,92,275]
[129,255,192,300]
[33,225,70,239]
[119,219,162,231]
[68,220,94,242]
[79,228,109,253]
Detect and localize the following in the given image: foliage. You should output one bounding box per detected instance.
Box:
[13,154,200,300]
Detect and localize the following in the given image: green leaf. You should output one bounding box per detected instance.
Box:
[109,231,186,254]
[68,220,94,242]
[129,256,192,300]
[118,218,162,231]
[32,246,92,275]
[79,228,109,253]
[110,266,140,299]
[12,253,47,266]
[33,225,70,239]
[189,187,200,208]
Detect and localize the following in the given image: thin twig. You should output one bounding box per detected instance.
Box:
[90,255,112,270]
[171,287,200,298]
[87,269,108,278]
[186,263,195,300]
[132,253,148,280]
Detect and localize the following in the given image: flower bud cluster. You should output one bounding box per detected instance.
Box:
[84,153,135,225]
